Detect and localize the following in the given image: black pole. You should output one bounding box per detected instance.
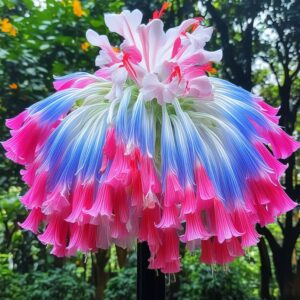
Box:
[137,242,165,300]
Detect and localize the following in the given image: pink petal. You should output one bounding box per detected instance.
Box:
[139,206,161,249]
[5,110,28,130]
[181,187,198,215]
[195,165,215,200]
[164,172,183,207]
[19,207,44,234]
[21,171,48,209]
[38,215,68,247]
[212,199,242,243]
[65,180,95,224]
[156,205,181,229]
[181,213,211,242]
[232,209,259,248]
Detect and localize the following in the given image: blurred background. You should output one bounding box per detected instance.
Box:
[0,0,299,299]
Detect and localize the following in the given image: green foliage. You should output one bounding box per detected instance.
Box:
[23,264,94,300]
[0,256,95,300]
[174,250,260,300]
[0,186,32,273]
[0,253,26,300]
[104,266,136,300]
[0,187,95,300]
[104,251,136,300]
[102,250,262,300]
[0,0,124,189]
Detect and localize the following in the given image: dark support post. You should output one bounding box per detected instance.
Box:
[137,242,165,300]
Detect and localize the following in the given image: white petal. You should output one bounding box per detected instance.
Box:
[104,9,142,45]
[166,19,196,40]
[159,19,196,60]
[148,19,166,70]
[137,19,166,72]
[140,73,161,101]
[112,67,128,85]
[192,26,213,40]
[95,51,112,67]
[86,29,111,49]
[188,26,214,48]
[206,49,223,62]
[188,76,213,99]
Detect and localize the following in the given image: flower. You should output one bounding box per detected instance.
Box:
[81,41,90,52]
[85,9,222,103]
[9,83,18,89]
[0,18,17,36]
[72,0,84,17]
[2,5,300,274]
[152,2,172,20]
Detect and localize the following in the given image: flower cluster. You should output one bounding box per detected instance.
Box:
[2,7,300,274]
[0,18,17,36]
[86,9,221,103]
[72,0,84,17]
[81,41,90,52]
[9,83,18,89]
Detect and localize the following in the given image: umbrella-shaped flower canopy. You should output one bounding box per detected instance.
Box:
[3,7,300,274]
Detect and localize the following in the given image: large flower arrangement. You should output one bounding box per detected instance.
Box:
[3,6,299,273]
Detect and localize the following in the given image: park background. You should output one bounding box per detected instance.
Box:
[0,0,299,299]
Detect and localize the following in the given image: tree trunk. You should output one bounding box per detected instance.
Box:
[274,248,295,300]
[92,250,109,300]
[257,238,273,300]
[116,246,127,268]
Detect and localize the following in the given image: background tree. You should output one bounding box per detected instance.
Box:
[199,1,300,299]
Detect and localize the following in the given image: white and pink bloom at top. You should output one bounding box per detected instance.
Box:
[86,8,221,103]
[2,5,300,274]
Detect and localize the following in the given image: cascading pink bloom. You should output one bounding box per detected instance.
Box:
[2,6,300,274]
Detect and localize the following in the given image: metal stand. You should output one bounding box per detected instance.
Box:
[137,242,165,300]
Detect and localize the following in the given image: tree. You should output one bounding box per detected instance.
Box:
[255,1,300,299]
[200,1,300,299]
